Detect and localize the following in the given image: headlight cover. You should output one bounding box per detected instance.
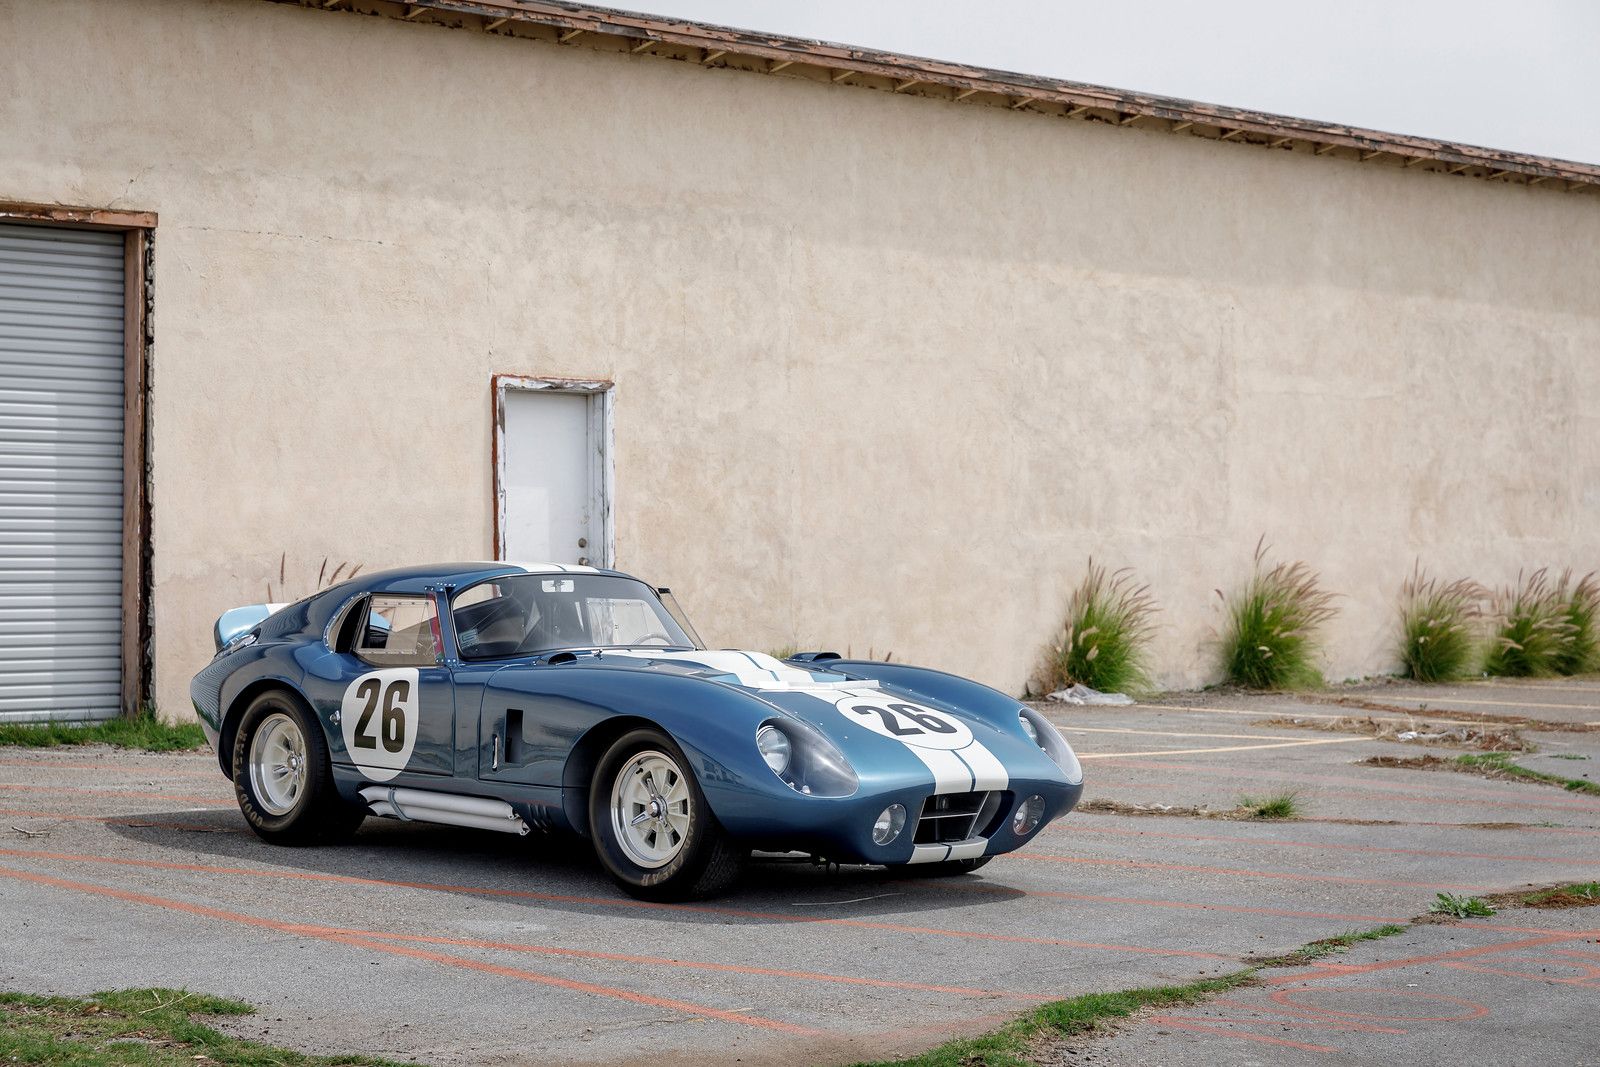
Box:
[756,725,791,774]
[1018,707,1082,785]
[756,718,859,798]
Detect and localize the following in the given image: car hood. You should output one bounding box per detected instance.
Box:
[595,648,1060,792]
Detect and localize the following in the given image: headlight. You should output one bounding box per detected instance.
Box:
[756,719,858,798]
[756,725,791,774]
[1013,794,1046,836]
[1018,707,1082,785]
[872,803,907,845]
[1018,711,1040,746]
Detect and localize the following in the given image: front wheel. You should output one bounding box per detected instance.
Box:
[589,728,744,901]
[232,689,364,846]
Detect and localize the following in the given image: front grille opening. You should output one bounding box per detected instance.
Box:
[913,791,993,845]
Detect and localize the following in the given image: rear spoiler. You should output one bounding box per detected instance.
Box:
[214,603,287,651]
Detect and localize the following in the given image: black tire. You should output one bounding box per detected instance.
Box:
[231,688,364,846]
[588,728,744,901]
[897,856,993,877]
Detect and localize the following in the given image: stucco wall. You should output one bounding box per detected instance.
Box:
[3,0,1598,719]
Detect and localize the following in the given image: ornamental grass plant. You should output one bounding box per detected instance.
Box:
[1553,569,1600,676]
[1483,568,1575,677]
[1046,560,1158,695]
[1217,539,1338,690]
[1397,565,1484,682]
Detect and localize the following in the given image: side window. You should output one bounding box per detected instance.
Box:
[356,595,441,666]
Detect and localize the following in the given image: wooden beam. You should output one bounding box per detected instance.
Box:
[769,58,794,73]
[1314,143,1337,156]
[631,39,654,53]
[701,48,725,63]
[954,87,979,101]
[558,28,584,43]
[831,69,853,82]
[484,17,507,31]
[1010,97,1030,110]
[1220,128,1245,141]
[894,78,921,92]
[403,4,426,19]
[1170,120,1192,133]
[1066,105,1089,118]
[1268,136,1291,148]
[1119,113,1141,126]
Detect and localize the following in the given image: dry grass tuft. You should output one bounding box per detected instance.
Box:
[1216,538,1338,690]
[1045,559,1158,696]
[1483,569,1574,677]
[1397,565,1484,682]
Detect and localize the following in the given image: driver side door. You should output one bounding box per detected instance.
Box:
[324,593,456,781]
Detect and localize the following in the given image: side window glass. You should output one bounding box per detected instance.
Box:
[356,595,440,666]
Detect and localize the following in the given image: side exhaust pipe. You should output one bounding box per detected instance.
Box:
[359,786,530,836]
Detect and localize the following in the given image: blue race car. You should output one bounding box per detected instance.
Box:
[192,563,1083,900]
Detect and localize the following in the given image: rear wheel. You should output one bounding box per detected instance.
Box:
[232,689,364,845]
[589,728,744,900]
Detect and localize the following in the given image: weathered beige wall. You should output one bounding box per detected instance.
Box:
[3,0,1598,719]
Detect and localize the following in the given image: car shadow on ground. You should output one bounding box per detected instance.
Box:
[102,807,1027,921]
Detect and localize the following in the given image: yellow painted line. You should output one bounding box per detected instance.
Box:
[1365,695,1599,712]
[1130,703,1563,728]
[1057,725,1321,742]
[1078,736,1368,759]
[1470,681,1600,694]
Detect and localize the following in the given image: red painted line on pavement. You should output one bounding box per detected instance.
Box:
[1207,998,1408,1034]
[343,926,1049,1000]
[1056,822,1592,865]
[1142,1015,1336,1052]
[916,879,1404,924]
[1094,759,1600,814]
[0,864,822,1036]
[1013,850,1492,891]
[0,783,227,805]
[0,807,242,833]
[1265,929,1600,984]
[0,759,217,778]
[0,848,1227,960]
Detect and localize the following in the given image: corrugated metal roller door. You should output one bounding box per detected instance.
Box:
[0,223,125,722]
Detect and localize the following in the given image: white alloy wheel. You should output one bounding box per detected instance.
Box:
[248,711,308,816]
[610,749,692,869]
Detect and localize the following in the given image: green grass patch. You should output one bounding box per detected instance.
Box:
[1217,539,1338,690]
[1045,560,1158,696]
[849,970,1256,1067]
[1549,753,1591,760]
[1484,569,1574,677]
[1397,566,1483,682]
[1429,893,1496,918]
[1250,924,1407,967]
[1238,791,1301,819]
[1457,751,1600,796]
[0,710,203,752]
[0,988,413,1065]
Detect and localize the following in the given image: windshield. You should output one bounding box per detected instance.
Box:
[451,574,698,660]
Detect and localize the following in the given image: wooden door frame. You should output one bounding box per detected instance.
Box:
[490,374,615,567]
[0,201,156,718]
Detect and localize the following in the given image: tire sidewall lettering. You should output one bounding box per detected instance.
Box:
[340,667,419,781]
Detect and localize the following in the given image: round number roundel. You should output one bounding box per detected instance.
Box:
[833,694,974,751]
[340,667,419,782]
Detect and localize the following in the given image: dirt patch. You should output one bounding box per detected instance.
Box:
[1302,694,1600,733]
[1359,753,1600,795]
[1259,714,1532,751]
[1076,798,1293,822]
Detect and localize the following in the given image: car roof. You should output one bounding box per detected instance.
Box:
[350,562,639,596]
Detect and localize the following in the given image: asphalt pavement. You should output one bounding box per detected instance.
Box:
[2,677,1596,1065]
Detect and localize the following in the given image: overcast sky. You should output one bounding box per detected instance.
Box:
[620,0,1600,165]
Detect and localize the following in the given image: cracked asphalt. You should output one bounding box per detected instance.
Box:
[2,677,1597,1065]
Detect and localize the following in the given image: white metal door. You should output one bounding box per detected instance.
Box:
[0,223,125,722]
[501,388,605,567]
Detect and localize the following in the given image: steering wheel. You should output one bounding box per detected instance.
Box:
[635,632,674,646]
